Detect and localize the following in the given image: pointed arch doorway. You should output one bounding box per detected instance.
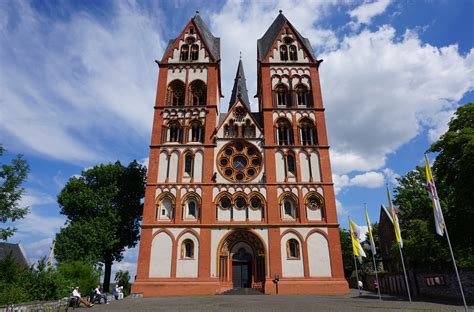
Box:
[218,230,266,291]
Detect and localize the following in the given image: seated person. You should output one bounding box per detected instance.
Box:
[112,286,119,300]
[72,287,94,308]
[94,284,108,304]
[118,286,124,300]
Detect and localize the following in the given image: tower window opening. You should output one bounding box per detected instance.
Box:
[275,84,290,107]
[180,45,189,61]
[289,45,297,61]
[188,200,197,218]
[295,84,311,107]
[166,80,185,106]
[189,80,207,106]
[190,44,199,61]
[286,153,296,175]
[276,119,293,146]
[300,118,317,146]
[190,121,204,143]
[184,154,194,176]
[280,45,288,61]
[168,122,182,143]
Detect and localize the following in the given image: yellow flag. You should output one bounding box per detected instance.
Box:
[387,187,403,248]
[365,208,376,255]
[425,155,445,236]
[349,219,366,258]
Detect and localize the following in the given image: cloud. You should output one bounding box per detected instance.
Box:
[0,2,165,165]
[383,167,400,186]
[335,199,347,217]
[23,238,54,264]
[349,0,392,27]
[333,171,385,194]
[322,27,474,175]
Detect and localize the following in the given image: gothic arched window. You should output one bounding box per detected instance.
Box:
[168,121,182,143]
[287,239,300,259]
[190,120,204,143]
[289,45,298,61]
[286,152,296,175]
[243,120,256,138]
[188,200,197,218]
[189,80,207,106]
[295,84,311,107]
[156,194,174,220]
[280,45,288,61]
[190,44,199,61]
[276,118,293,146]
[184,153,194,176]
[181,239,194,258]
[166,80,185,106]
[274,84,290,107]
[180,45,189,61]
[300,118,317,146]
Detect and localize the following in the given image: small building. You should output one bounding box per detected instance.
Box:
[0,242,29,267]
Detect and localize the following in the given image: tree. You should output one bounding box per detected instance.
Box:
[339,228,355,277]
[55,161,146,291]
[429,103,474,267]
[114,270,131,296]
[0,144,30,240]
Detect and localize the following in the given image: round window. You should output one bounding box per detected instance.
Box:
[217,141,263,183]
[235,196,246,209]
[250,197,261,210]
[220,197,231,210]
[307,194,323,210]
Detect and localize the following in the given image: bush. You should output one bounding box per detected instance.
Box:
[57,260,100,296]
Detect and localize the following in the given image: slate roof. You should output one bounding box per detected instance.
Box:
[228,59,251,111]
[257,12,316,61]
[0,242,29,267]
[162,13,220,62]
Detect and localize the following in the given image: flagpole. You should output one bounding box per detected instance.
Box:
[349,216,362,296]
[398,242,412,303]
[444,225,468,311]
[365,203,382,301]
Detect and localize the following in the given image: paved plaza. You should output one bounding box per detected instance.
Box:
[91,290,471,311]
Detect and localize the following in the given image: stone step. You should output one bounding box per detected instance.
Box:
[220,288,264,295]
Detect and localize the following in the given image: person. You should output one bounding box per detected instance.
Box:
[118,286,124,300]
[72,287,94,308]
[94,284,108,304]
[112,286,119,300]
[358,280,363,295]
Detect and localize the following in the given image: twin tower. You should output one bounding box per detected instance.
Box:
[133,11,348,296]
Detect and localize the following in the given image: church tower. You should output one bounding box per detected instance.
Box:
[132,11,348,296]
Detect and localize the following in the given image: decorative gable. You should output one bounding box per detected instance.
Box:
[216,101,263,139]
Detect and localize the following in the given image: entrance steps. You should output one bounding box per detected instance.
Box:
[220,288,264,295]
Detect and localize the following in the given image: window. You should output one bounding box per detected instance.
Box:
[168,121,182,143]
[180,45,189,61]
[157,196,174,220]
[276,119,293,145]
[287,239,300,259]
[300,118,316,146]
[166,80,185,106]
[289,45,297,61]
[274,84,290,107]
[281,195,297,219]
[189,80,207,106]
[250,196,262,211]
[188,201,197,218]
[284,200,292,216]
[286,153,296,175]
[184,154,194,176]
[224,120,238,138]
[190,121,204,142]
[190,44,199,61]
[181,239,194,259]
[280,45,288,61]
[295,84,311,107]
[243,120,256,138]
[235,196,246,210]
[219,196,231,210]
[217,141,263,183]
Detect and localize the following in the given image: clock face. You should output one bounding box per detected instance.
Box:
[217,141,263,183]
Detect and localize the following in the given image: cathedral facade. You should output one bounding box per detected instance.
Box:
[132,12,348,296]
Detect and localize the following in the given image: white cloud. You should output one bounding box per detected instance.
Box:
[350,171,385,188]
[383,167,400,186]
[349,0,392,26]
[23,238,54,264]
[335,199,347,217]
[0,2,165,165]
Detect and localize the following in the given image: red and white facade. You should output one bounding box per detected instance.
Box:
[132,12,349,296]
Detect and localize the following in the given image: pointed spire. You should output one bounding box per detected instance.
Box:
[229,59,251,111]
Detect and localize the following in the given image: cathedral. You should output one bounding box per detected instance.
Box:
[132,11,348,296]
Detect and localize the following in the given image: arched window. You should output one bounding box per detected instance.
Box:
[280,45,288,61]
[168,121,182,143]
[295,84,311,107]
[281,194,297,219]
[289,45,297,61]
[286,153,296,175]
[184,153,194,176]
[225,120,238,138]
[276,118,294,146]
[181,239,194,258]
[189,80,207,106]
[157,195,174,220]
[274,84,290,107]
[166,80,185,106]
[190,120,204,143]
[180,45,189,61]
[188,200,197,218]
[243,120,256,138]
[190,44,199,61]
[219,195,232,210]
[300,118,317,146]
[287,239,300,259]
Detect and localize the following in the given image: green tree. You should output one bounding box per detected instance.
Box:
[429,103,474,267]
[114,270,131,296]
[55,161,146,291]
[339,228,355,277]
[0,144,30,240]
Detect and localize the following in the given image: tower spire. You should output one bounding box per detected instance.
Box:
[228,58,250,111]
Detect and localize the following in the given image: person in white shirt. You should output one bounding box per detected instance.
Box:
[94,285,108,304]
[72,287,93,308]
[118,286,124,300]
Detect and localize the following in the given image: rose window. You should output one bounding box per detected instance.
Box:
[217,141,263,182]
[306,193,323,210]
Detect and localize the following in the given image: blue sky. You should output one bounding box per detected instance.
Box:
[1,0,473,279]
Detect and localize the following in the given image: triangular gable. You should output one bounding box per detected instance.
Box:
[160,14,220,63]
[217,99,263,135]
[257,13,316,63]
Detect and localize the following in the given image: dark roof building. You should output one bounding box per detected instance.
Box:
[0,242,29,267]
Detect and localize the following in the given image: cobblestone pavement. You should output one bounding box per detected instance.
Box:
[90,290,472,311]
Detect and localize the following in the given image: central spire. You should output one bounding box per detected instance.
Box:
[229,59,251,111]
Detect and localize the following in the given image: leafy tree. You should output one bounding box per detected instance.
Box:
[0,144,30,240]
[114,270,131,296]
[55,161,146,291]
[429,103,474,267]
[339,228,355,277]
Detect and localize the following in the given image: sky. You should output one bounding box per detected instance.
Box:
[1,0,473,280]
